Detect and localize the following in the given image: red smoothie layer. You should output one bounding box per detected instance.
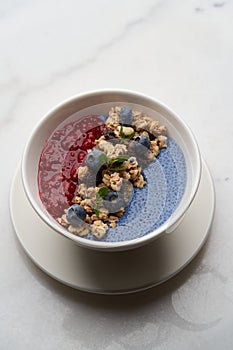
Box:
[38,115,105,219]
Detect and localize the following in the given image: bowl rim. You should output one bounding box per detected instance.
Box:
[21,88,202,251]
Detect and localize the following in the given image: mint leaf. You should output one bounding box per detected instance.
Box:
[95,195,103,205]
[109,155,130,164]
[119,125,125,139]
[98,186,109,197]
[98,153,108,166]
[109,166,126,171]
[94,208,100,217]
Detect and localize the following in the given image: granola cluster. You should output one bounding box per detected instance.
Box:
[58,106,167,239]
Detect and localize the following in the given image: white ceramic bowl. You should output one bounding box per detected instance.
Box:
[21,89,201,251]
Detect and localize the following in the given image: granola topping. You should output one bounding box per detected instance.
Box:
[102,172,123,191]
[40,106,167,240]
[90,220,108,239]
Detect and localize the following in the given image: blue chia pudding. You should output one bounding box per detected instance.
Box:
[85,137,186,242]
[39,106,186,242]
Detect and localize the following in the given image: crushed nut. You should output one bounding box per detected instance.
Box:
[103,172,123,191]
[79,198,94,214]
[133,174,146,188]
[68,223,89,236]
[119,170,131,180]
[157,135,167,148]
[98,208,109,221]
[86,187,98,199]
[117,125,134,136]
[97,140,115,157]
[97,140,127,158]
[115,208,125,217]
[129,167,142,181]
[91,220,108,239]
[109,215,119,222]
[106,107,120,130]
[150,140,160,157]
[77,166,88,180]
[123,157,138,170]
[95,135,106,145]
[140,130,150,137]
[78,183,88,198]
[112,143,127,157]
[57,214,69,227]
[73,195,82,204]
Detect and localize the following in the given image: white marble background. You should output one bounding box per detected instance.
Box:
[1,0,233,349]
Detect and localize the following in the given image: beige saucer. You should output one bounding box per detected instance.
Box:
[10,161,215,294]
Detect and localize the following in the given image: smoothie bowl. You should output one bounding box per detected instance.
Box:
[22,90,201,251]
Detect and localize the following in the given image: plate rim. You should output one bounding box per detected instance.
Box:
[10,159,215,295]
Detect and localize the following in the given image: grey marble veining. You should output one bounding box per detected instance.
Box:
[1,0,233,349]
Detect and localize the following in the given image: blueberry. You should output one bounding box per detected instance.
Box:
[79,166,104,187]
[120,180,134,206]
[66,204,86,226]
[135,135,150,149]
[79,172,96,187]
[86,149,107,171]
[119,106,133,125]
[103,128,115,140]
[99,114,108,123]
[103,191,125,213]
[133,135,151,156]
[96,166,105,185]
[129,157,135,163]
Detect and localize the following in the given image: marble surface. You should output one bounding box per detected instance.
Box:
[1,0,233,348]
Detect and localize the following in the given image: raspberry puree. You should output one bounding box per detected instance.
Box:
[38,115,105,219]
